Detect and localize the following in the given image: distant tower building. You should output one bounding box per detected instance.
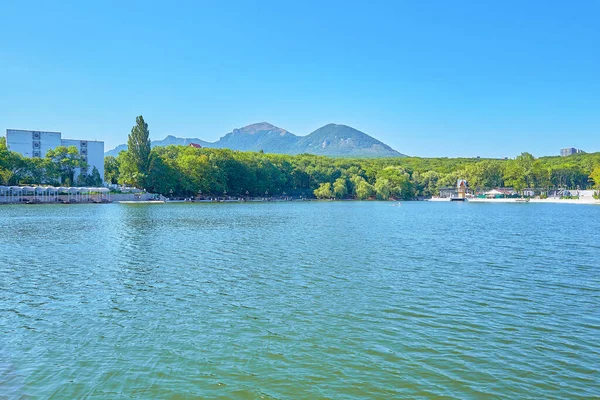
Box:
[6,129,104,182]
[560,147,584,156]
[457,179,467,199]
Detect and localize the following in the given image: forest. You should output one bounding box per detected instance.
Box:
[3,130,600,200]
[106,146,600,199]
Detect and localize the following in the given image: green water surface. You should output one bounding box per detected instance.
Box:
[1,202,599,398]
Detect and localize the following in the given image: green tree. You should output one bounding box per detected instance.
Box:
[126,115,152,187]
[333,177,348,199]
[145,153,178,195]
[116,151,137,186]
[0,168,13,185]
[25,157,59,185]
[503,161,526,194]
[532,161,550,188]
[590,166,600,190]
[374,178,391,200]
[46,146,85,185]
[0,137,27,185]
[515,152,536,187]
[313,182,333,199]
[176,150,214,195]
[413,170,440,197]
[375,166,415,200]
[104,156,120,184]
[88,167,103,186]
[437,171,461,190]
[351,175,375,199]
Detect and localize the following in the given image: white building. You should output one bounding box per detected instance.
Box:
[6,129,104,182]
[560,147,584,156]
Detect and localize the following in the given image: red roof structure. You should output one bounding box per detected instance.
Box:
[189,143,202,148]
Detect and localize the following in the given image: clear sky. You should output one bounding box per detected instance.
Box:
[1,0,598,157]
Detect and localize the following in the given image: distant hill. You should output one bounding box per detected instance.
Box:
[153,135,212,148]
[105,135,211,157]
[105,122,405,157]
[295,124,401,157]
[105,144,128,157]
[214,122,299,153]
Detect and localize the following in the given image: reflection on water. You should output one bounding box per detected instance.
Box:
[1,202,599,398]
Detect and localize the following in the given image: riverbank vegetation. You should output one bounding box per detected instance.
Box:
[2,116,600,199]
[109,143,600,199]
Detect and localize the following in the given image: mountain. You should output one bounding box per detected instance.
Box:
[214,122,299,153]
[295,124,402,157]
[153,135,212,148]
[105,143,129,157]
[104,135,210,157]
[105,123,405,157]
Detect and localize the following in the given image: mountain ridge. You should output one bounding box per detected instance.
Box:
[105,123,405,158]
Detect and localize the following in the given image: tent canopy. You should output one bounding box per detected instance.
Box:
[1,185,110,196]
[485,189,505,195]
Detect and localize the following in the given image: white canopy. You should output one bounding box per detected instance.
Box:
[2,185,110,195]
[485,189,505,195]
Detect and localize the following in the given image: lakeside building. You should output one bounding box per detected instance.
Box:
[560,147,584,156]
[439,187,457,198]
[439,180,471,199]
[6,129,104,182]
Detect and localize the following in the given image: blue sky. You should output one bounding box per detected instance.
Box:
[1,0,598,157]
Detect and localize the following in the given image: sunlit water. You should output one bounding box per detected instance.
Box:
[1,202,599,398]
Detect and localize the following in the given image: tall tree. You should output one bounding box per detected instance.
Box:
[515,152,536,187]
[104,156,120,184]
[127,115,152,187]
[88,167,103,186]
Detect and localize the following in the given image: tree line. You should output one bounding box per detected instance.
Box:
[107,117,600,199]
[3,116,600,199]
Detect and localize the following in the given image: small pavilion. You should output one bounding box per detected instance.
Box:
[0,186,110,204]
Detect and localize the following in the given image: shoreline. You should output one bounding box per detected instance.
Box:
[430,197,600,205]
[2,197,600,206]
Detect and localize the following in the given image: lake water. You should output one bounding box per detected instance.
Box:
[1,202,599,398]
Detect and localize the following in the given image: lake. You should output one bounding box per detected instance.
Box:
[1,202,599,398]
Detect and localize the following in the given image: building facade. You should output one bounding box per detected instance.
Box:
[560,147,584,156]
[6,129,104,182]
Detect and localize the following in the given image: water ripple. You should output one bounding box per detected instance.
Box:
[0,202,599,398]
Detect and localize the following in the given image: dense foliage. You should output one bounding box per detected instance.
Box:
[108,144,600,199]
[119,116,152,187]
[0,137,102,186]
[3,134,600,199]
